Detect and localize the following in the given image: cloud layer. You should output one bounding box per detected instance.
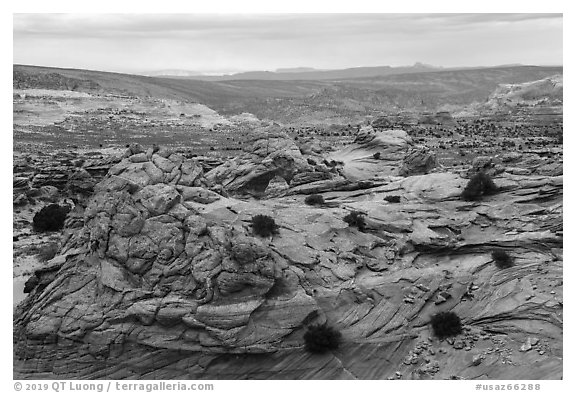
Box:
[13,13,563,73]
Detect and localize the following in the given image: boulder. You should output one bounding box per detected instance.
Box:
[399,146,438,177]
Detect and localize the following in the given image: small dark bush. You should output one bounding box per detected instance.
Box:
[384,195,401,203]
[198,226,210,237]
[430,311,463,339]
[37,242,59,262]
[305,194,325,206]
[251,214,279,237]
[343,211,366,231]
[492,249,514,269]
[461,172,498,201]
[304,324,342,354]
[33,204,68,232]
[372,152,381,159]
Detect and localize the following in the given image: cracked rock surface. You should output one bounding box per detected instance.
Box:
[14,134,562,380]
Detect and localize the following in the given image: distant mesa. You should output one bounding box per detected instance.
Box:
[275,67,321,73]
[485,75,563,109]
[153,63,453,81]
[143,69,206,77]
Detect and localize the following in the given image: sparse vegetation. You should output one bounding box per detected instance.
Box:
[305,194,325,206]
[251,214,279,237]
[384,195,401,203]
[343,211,366,231]
[430,311,463,339]
[492,249,514,269]
[461,172,499,201]
[304,324,342,354]
[37,242,59,262]
[198,226,210,237]
[372,152,381,159]
[33,204,68,232]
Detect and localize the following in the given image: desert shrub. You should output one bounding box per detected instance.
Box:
[384,195,401,203]
[492,249,514,269]
[372,152,381,159]
[305,194,325,206]
[343,211,366,231]
[304,324,342,354]
[198,226,210,237]
[251,214,279,237]
[37,242,59,262]
[430,311,463,339]
[461,172,498,201]
[33,204,68,232]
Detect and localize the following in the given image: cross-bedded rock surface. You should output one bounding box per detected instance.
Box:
[13,131,562,380]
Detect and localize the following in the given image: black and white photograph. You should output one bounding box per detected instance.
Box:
[9,3,566,384]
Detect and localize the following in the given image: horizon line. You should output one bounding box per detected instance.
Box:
[13,62,565,77]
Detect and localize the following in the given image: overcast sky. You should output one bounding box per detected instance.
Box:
[13,13,563,74]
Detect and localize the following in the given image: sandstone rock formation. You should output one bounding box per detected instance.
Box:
[486,75,563,111]
[264,175,290,197]
[14,142,563,379]
[418,111,457,127]
[399,146,438,177]
[205,128,315,196]
[327,126,413,180]
[66,169,97,196]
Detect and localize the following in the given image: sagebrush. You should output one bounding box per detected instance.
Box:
[304,324,342,354]
[343,211,366,231]
[430,311,462,339]
[461,172,498,201]
[492,249,514,269]
[33,204,68,232]
[251,214,279,237]
[305,194,325,206]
